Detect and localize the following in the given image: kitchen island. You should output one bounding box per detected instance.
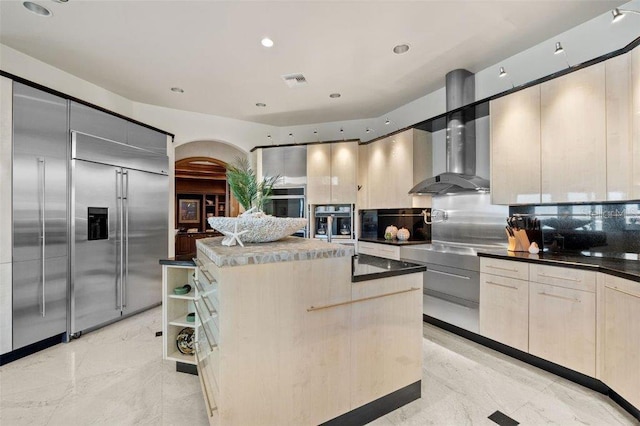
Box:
[193,236,425,425]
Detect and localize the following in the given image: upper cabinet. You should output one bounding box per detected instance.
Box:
[491,45,640,205]
[540,62,607,203]
[260,145,307,187]
[70,101,167,154]
[364,129,431,209]
[307,141,357,204]
[490,85,541,205]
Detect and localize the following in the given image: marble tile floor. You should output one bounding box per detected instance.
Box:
[0,307,636,425]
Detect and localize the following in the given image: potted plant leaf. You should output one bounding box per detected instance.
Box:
[225,156,279,214]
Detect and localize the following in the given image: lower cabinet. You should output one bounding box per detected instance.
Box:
[600,274,640,408]
[529,281,596,377]
[350,274,422,407]
[479,272,529,352]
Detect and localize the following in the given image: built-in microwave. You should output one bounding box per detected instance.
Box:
[262,187,307,237]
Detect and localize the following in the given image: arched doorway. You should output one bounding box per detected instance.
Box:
[174,156,239,255]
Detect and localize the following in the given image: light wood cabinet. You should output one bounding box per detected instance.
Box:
[540,63,607,203]
[600,274,640,408]
[350,274,422,407]
[632,45,640,200]
[529,280,596,377]
[365,128,431,209]
[479,265,529,352]
[357,241,400,260]
[490,85,541,205]
[606,52,634,200]
[307,141,357,205]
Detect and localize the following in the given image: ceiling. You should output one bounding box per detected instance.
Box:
[0,1,626,127]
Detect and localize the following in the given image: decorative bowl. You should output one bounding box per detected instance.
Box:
[207,216,307,243]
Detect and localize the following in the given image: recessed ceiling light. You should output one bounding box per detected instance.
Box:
[256,103,266,107]
[170,87,184,93]
[554,42,564,55]
[499,67,507,77]
[49,0,68,3]
[261,38,274,48]
[329,93,341,98]
[393,44,410,54]
[23,2,52,16]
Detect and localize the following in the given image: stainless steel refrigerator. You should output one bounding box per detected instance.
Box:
[70,131,168,335]
[12,83,69,350]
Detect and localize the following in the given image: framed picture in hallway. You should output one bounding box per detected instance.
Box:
[179,199,200,223]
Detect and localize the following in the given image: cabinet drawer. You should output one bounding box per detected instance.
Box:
[530,264,596,292]
[357,242,400,260]
[603,274,640,298]
[480,258,529,280]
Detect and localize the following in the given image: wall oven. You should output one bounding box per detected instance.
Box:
[262,187,307,237]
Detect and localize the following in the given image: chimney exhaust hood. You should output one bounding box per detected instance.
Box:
[409,69,489,195]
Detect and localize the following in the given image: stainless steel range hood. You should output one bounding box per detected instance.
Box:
[409,69,489,195]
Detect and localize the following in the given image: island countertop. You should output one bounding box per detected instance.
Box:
[196,236,354,267]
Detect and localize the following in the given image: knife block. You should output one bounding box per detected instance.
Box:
[506,229,530,252]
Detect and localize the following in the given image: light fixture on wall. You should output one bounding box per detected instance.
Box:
[554,41,571,68]
[611,8,640,23]
[498,66,514,88]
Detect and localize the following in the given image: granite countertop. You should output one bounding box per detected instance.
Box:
[197,236,354,267]
[352,254,426,282]
[359,237,430,246]
[478,251,640,283]
[159,255,196,267]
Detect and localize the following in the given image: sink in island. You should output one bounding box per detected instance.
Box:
[193,236,425,425]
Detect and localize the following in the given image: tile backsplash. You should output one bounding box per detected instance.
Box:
[510,202,640,255]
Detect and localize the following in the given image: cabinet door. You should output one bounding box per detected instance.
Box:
[632,45,640,200]
[357,144,369,211]
[367,130,414,209]
[127,122,166,154]
[601,275,640,408]
[307,144,331,204]
[330,142,357,204]
[175,235,190,255]
[70,101,128,143]
[479,273,528,352]
[490,85,541,204]
[541,63,606,203]
[529,281,596,377]
[351,274,422,407]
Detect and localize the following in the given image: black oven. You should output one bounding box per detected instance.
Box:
[262,187,307,237]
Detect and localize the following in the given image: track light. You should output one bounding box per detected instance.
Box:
[611,8,640,22]
[554,42,564,55]
[499,67,507,77]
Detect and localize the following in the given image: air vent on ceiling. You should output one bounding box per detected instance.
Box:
[281,73,308,88]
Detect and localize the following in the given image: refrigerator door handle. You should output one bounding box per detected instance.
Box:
[39,157,46,317]
[123,170,129,309]
[115,169,122,311]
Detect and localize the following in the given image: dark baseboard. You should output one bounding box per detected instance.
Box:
[320,380,421,426]
[423,315,639,422]
[176,361,198,375]
[0,333,66,366]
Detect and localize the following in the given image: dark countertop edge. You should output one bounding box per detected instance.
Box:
[477,252,640,283]
[352,254,427,282]
[159,257,196,267]
[358,238,430,246]
[351,265,426,282]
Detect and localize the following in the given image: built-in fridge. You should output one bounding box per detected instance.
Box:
[70,132,168,335]
[12,83,69,350]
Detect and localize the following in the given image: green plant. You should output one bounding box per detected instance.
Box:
[226,157,279,212]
